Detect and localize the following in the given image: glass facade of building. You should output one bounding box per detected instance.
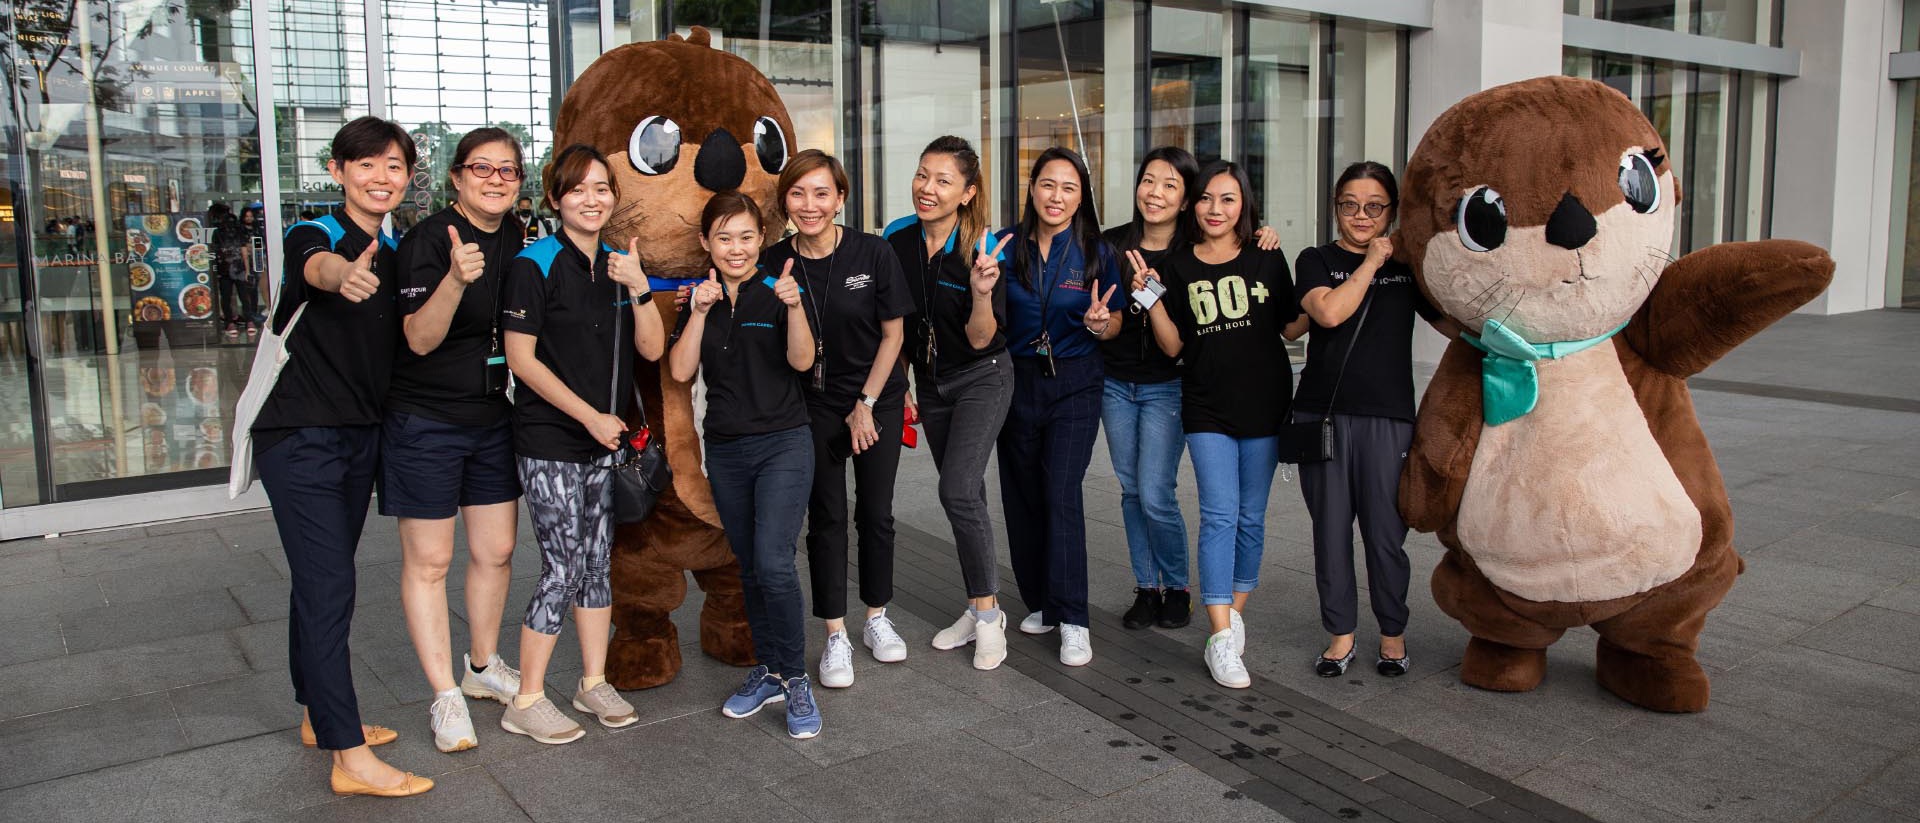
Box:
[1563,0,1781,46]
[1891,0,1920,309]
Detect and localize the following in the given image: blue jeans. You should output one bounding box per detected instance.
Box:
[1186,432,1280,607]
[706,426,814,679]
[1101,378,1188,590]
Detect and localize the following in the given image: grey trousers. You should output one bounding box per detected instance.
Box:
[1297,412,1414,637]
[914,356,1014,599]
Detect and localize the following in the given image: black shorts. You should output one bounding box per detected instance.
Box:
[379,410,520,519]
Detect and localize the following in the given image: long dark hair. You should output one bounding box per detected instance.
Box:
[1188,160,1259,248]
[1119,145,1201,251]
[1014,146,1103,289]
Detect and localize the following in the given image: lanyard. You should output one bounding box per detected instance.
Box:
[797,228,840,368]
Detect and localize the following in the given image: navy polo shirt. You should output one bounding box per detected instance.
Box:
[999,227,1125,361]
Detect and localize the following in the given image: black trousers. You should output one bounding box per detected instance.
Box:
[1298,412,1415,637]
[998,354,1103,628]
[804,399,904,620]
[255,425,379,750]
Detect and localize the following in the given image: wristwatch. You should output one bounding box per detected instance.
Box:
[861,395,878,408]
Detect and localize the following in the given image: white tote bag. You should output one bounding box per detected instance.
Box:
[227,302,306,499]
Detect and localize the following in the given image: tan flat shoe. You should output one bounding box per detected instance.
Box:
[329,766,433,798]
[301,718,398,748]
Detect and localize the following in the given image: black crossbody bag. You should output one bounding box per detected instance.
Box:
[1278,257,1373,465]
[607,290,671,524]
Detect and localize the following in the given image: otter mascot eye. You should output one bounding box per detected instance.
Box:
[753,116,787,174]
[628,116,682,175]
[1455,186,1508,253]
[1618,150,1663,214]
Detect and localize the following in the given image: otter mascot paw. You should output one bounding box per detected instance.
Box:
[554,27,795,688]
[1394,76,1833,712]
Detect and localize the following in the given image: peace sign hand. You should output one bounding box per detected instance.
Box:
[971,234,1010,297]
[1083,277,1119,333]
[446,225,484,284]
[691,268,723,314]
[340,241,381,303]
[1125,249,1160,294]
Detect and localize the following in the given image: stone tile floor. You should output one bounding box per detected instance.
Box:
[0,310,1915,822]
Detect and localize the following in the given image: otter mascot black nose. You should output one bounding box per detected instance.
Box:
[1545,191,1596,250]
[695,127,746,191]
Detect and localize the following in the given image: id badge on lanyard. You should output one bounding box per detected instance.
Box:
[485,333,509,395]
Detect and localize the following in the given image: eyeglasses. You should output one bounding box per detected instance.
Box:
[455,162,523,182]
[1335,201,1391,218]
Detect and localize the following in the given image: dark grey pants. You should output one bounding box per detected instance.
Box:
[1297,412,1414,637]
[914,356,1013,599]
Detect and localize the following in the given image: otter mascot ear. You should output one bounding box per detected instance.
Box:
[553,27,796,688]
[1394,76,1832,713]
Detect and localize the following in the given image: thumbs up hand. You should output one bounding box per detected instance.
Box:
[773,258,802,308]
[340,240,381,303]
[691,268,723,314]
[446,225,484,284]
[609,237,651,297]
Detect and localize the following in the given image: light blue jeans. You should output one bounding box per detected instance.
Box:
[1101,378,1189,590]
[1186,432,1280,607]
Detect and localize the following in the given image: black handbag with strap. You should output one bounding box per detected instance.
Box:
[1279,254,1374,465]
[607,290,670,524]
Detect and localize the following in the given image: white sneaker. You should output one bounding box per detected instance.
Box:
[1059,624,1092,667]
[1020,612,1054,635]
[461,653,522,705]
[973,612,1008,671]
[1206,630,1251,688]
[862,610,908,663]
[1230,608,1246,653]
[931,611,977,650]
[819,630,855,688]
[430,688,477,753]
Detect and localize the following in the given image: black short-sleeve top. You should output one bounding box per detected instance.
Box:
[673,268,811,442]
[387,206,523,427]
[882,216,1007,378]
[253,210,400,437]
[500,232,636,463]
[1290,242,1442,423]
[760,230,915,412]
[1159,245,1303,438]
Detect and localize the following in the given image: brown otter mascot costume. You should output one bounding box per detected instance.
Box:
[1396,77,1833,712]
[553,28,794,688]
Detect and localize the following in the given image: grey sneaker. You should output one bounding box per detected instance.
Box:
[973,611,1008,671]
[500,694,585,745]
[930,611,977,650]
[429,688,477,753]
[461,653,521,705]
[572,680,638,728]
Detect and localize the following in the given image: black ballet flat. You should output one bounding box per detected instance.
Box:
[1376,653,1411,677]
[1314,647,1356,677]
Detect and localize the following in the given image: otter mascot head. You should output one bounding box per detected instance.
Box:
[553,27,793,687]
[1395,76,1832,712]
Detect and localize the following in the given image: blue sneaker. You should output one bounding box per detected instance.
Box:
[721,665,786,719]
[784,675,822,739]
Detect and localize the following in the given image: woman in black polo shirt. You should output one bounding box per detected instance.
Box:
[669,191,822,739]
[1294,161,1456,679]
[498,144,665,745]
[761,150,915,690]
[881,136,1014,672]
[383,127,528,754]
[250,116,430,797]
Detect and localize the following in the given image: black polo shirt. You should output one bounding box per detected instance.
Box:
[254,210,400,440]
[500,233,635,463]
[882,216,1007,378]
[388,206,523,427]
[1160,245,1303,438]
[1291,243,1442,423]
[761,230,914,412]
[1098,224,1182,384]
[673,270,811,442]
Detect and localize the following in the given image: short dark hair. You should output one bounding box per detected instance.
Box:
[542,144,619,212]
[772,149,849,226]
[701,190,765,237]
[1191,160,1259,247]
[449,126,524,190]
[1333,160,1399,225]
[330,116,416,169]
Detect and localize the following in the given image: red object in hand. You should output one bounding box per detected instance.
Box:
[901,406,919,448]
[628,427,651,450]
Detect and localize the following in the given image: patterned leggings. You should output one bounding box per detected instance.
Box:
[518,455,614,635]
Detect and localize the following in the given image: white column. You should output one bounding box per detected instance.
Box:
[1773,0,1903,313]
[1103,2,1138,225]
[1404,0,1563,364]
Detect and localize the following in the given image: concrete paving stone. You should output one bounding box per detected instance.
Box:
[57,588,250,655]
[1873,490,1920,519]
[1727,502,1823,552]
[1808,798,1920,823]
[965,698,1180,797]
[486,711,816,821]
[1719,556,1889,627]
[0,629,250,720]
[1349,674,1597,781]
[92,550,284,606]
[0,691,188,790]
[226,620,402,714]
[168,668,298,748]
[1853,748,1920,812]
[1694,602,1817,672]
[0,758,155,823]
[129,731,343,819]
[56,530,234,577]
[227,579,290,623]
[1819,510,1920,549]
[213,516,285,553]
[765,728,1089,823]
[288,767,530,823]
[1711,644,1920,747]
[1795,606,1920,674]
[0,614,66,668]
[746,653,1005,768]
[140,517,229,536]
[1528,707,1902,823]
[1512,763,1705,823]
[1867,579,1920,615]
[0,547,67,586]
[0,577,104,622]
[1045,765,1290,823]
[900,640,1062,714]
[654,787,810,823]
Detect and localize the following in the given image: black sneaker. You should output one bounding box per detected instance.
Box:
[1156,589,1192,629]
[1122,588,1161,630]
